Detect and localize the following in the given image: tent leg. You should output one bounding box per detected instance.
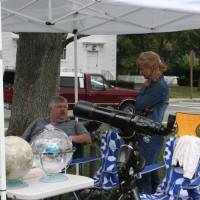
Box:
[0,2,7,200]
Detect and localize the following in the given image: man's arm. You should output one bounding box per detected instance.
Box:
[72,120,92,144]
[69,134,91,144]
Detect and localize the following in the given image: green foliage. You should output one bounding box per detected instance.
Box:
[117,36,138,75]
[117,30,200,87]
[177,77,199,87]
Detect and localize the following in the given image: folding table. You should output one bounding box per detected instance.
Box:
[3,168,94,200]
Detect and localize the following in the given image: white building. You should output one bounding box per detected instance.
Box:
[2,32,117,80]
[2,32,18,70]
[61,35,116,80]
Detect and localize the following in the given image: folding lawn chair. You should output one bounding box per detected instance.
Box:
[81,112,200,200]
[79,128,164,200]
[140,112,200,199]
[139,136,200,200]
[174,112,200,137]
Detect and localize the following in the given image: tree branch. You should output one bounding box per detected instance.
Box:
[62,34,89,49]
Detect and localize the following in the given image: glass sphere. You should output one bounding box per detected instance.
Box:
[31,126,74,182]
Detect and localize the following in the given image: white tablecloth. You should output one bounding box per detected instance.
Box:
[4,168,94,200]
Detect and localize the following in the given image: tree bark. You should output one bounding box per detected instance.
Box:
[6,33,63,136]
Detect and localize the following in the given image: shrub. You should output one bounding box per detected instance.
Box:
[177,77,199,87]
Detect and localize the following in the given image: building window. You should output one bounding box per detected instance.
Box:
[61,48,66,60]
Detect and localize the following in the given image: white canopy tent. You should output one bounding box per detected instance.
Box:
[2,0,200,34]
[1,0,200,199]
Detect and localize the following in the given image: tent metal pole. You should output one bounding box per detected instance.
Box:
[0,1,7,199]
[48,0,52,22]
[74,31,78,106]
[74,31,80,175]
[52,0,99,24]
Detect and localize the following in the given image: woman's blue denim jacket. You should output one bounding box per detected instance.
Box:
[135,75,169,123]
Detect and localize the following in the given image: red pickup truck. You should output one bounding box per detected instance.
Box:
[3,70,139,113]
[3,69,15,110]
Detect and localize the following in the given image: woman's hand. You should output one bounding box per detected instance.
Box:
[144,79,151,87]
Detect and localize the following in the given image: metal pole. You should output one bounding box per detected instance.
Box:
[74,30,78,106]
[89,144,97,178]
[189,49,194,99]
[73,30,81,175]
[0,1,7,199]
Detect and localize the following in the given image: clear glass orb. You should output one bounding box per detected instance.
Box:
[31,126,74,182]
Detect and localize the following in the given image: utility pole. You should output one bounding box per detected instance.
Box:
[189,49,195,99]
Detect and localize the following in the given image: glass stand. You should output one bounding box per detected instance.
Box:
[39,173,68,183]
[6,178,28,189]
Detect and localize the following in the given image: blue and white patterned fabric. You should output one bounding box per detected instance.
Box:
[139,137,200,200]
[93,129,122,189]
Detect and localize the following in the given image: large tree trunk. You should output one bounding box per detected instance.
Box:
[6,33,63,136]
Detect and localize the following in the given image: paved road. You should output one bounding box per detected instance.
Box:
[4,99,200,128]
[164,99,200,123]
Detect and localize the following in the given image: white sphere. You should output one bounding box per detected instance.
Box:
[5,136,34,180]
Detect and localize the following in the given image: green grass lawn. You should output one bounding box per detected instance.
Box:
[135,83,200,98]
[169,84,200,98]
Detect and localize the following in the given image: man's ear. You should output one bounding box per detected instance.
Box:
[49,107,53,114]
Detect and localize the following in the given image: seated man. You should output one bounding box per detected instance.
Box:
[22,95,91,145]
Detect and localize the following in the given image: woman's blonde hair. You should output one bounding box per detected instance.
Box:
[136,51,167,82]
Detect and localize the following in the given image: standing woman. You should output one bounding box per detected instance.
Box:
[135,51,169,194]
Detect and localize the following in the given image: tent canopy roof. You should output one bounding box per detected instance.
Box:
[2,0,200,35]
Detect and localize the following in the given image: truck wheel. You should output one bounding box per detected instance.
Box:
[120,102,135,114]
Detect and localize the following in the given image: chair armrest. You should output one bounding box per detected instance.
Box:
[182,176,200,190]
[129,163,165,175]
[69,156,101,166]
[101,170,118,175]
[141,163,165,174]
